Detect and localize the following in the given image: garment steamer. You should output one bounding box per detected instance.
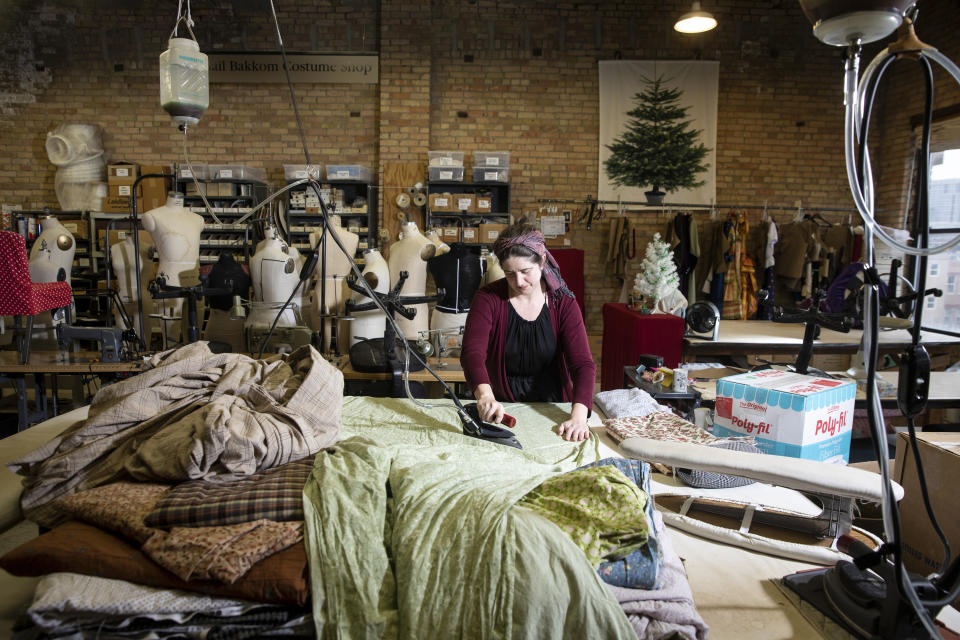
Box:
[782,3,960,638]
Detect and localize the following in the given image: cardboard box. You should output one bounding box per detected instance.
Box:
[475,195,493,212]
[109,183,141,199]
[139,165,174,211]
[894,432,960,602]
[453,194,476,213]
[429,193,453,213]
[479,223,508,244]
[108,163,138,181]
[713,370,856,463]
[60,220,88,240]
[441,227,460,243]
[101,196,132,213]
[461,227,479,244]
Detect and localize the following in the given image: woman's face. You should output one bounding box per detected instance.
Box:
[501,255,543,296]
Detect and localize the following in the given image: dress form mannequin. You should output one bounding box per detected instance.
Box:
[28,241,69,340]
[349,248,389,346]
[202,253,250,352]
[309,215,359,352]
[30,216,75,287]
[110,233,157,332]
[483,252,505,284]
[425,229,451,256]
[142,194,204,344]
[388,221,436,339]
[249,229,301,329]
[428,246,484,354]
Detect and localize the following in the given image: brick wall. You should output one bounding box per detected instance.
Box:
[1,1,955,332]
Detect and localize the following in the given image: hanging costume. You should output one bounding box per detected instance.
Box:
[663,213,700,301]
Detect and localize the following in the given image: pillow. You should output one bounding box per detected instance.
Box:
[0,521,309,606]
[145,456,316,529]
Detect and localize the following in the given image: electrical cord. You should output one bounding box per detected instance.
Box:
[181,125,222,224]
[261,1,479,426]
[847,34,943,638]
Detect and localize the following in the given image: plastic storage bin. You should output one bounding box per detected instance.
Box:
[284,164,321,181]
[177,164,208,180]
[473,151,510,168]
[473,167,509,182]
[325,165,373,182]
[209,165,266,182]
[428,151,465,167]
[429,166,465,182]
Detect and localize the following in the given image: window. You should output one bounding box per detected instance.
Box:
[920,114,960,332]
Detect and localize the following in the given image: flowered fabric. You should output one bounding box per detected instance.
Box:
[56,481,171,543]
[579,457,663,590]
[604,411,717,445]
[142,519,303,584]
[519,466,649,567]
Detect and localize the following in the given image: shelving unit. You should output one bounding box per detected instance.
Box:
[175,169,269,265]
[285,178,376,261]
[425,180,511,246]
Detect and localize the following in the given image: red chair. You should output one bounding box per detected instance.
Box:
[0,231,72,364]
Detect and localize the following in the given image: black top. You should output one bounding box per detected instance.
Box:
[428,246,484,313]
[504,302,561,402]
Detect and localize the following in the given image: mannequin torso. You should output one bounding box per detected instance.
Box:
[30,216,75,287]
[349,248,389,346]
[309,216,359,352]
[388,221,436,338]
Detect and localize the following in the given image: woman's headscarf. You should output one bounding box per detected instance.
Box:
[493,229,575,298]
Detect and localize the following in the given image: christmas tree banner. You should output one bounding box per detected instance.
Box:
[598,61,718,205]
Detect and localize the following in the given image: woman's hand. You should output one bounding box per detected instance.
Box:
[557,419,590,441]
[558,402,591,441]
[475,385,505,424]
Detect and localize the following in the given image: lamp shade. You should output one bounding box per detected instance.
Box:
[674,2,717,34]
[798,0,914,46]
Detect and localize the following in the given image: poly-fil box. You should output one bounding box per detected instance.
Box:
[713,370,856,464]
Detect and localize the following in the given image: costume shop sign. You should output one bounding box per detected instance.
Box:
[209,53,378,84]
[713,370,856,464]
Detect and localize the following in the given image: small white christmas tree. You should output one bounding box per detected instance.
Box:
[635,232,680,313]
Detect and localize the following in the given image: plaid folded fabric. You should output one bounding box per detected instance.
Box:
[604,411,718,445]
[145,455,317,529]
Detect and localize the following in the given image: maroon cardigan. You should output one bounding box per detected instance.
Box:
[460,279,596,408]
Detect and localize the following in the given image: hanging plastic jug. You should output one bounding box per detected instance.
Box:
[159,37,208,126]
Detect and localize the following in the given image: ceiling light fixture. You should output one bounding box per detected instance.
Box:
[674,1,717,34]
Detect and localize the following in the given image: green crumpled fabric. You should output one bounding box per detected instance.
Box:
[302,398,637,640]
[519,466,650,567]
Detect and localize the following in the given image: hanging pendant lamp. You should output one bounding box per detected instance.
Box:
[674,2,717,34]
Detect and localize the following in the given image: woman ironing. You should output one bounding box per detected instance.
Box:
[460,220,596,442]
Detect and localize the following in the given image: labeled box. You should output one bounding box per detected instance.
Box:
[100,196,131,213]
[713,370,856,463]
[429,166,464,182]
[473,167,509,183]
[453,194,476,213]
[108,163,138,182]
[479,223,508,244]
[475,195,493,212]
[441,226,460,242]
[429,193,454,212]
[461,227,479,244]
[894,431,960,606]
[428,150,465,167]
[473,151,510,168]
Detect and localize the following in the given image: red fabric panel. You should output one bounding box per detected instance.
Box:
[601,303,684,391]
[550,248,585,318]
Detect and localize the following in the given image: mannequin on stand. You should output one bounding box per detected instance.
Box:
[425,228,451,256]
[142,194,204,345]
[110,233,156,334]
[249,227,301,329]
[28,216,76,340]
[309,215,359,352]
[388,220,436,339]
[349,248,389,347]
[428,245,484,354]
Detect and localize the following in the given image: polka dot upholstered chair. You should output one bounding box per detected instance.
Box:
[0,231,72,364]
